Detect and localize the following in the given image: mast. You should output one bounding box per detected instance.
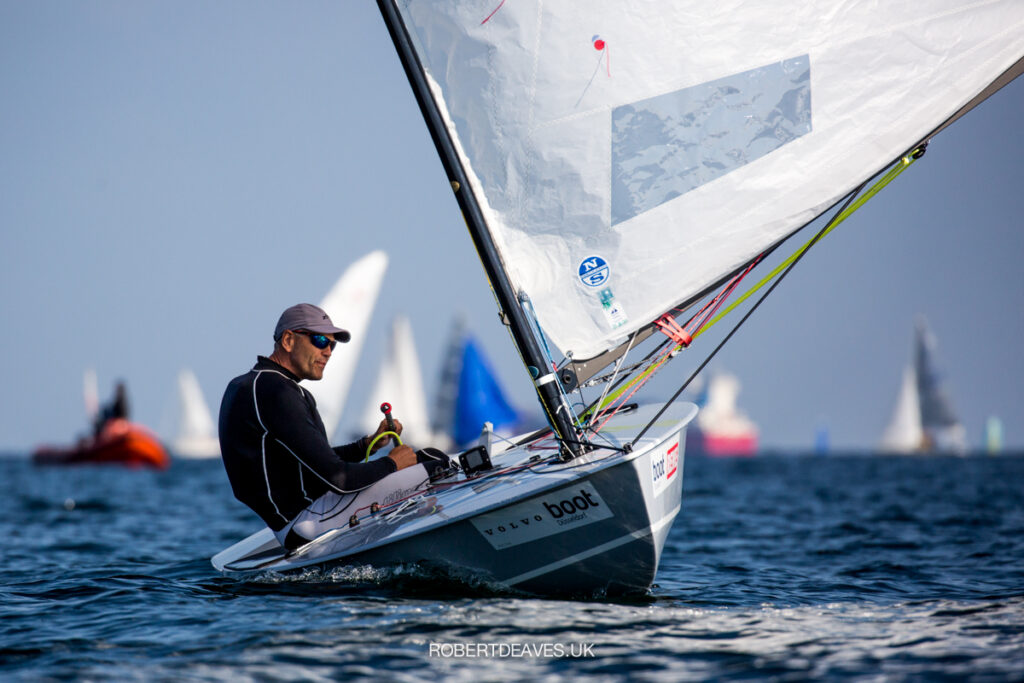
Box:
[376,1,582,457]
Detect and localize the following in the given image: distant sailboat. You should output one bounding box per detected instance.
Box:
[985,416,1003,455]
[430,318,526,450]
[304,251,388,442]
[880,317,967,454]
[879,367,924,452]
[83,368,99,423]
[171,369,220,459]
[685,372,759,457]
[814,424,830,456]
[453,335,523,448]
[357,315,441,448]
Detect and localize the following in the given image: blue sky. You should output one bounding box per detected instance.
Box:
[2,2,1022,452]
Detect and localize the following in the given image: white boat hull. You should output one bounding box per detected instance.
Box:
[213,402,697,596]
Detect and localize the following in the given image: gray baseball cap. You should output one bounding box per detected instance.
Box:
[273,303,351,343]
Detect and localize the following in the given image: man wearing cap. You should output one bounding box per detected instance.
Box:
[219,303,446,550]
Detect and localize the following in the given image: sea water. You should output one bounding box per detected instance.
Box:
[1,452,1022,681]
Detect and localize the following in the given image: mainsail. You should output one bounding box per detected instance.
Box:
[385,1,1024,361]
[379,1,1024,454]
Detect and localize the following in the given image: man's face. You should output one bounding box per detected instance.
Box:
[283,330,334,381]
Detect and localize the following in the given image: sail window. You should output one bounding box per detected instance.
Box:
[611,55,812,225]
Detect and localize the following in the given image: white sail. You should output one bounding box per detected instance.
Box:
[396,2,1024,360]
[914,317,967,453]
[172,368,220,459]
[879,318,967,454]
[985,416,1003,455]
[304,250,388,442]
[357,315,441,449]
[83,368,99,421]
[879,366,924,453]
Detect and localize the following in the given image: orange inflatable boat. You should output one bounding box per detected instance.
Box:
[33,418,170,470]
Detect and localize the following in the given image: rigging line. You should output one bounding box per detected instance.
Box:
[583,355,658,387]
[594,147,924,429]
[591,365,663,433]
[627,180,871,449]
[522,297,587,432]
[573,145,925,428]
[680,259,755,337]
[580,338,673,422]
[590,336,680,428]
[589,333,636,427]
[688,256,763,338]
[583,339,679,435]
[606,147,921,427]
[694,150,924,342]
[578,255,749,409]
[584,261,758,423]
[527,445,624,474]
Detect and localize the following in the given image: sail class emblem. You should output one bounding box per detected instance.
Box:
[578,256,610,287]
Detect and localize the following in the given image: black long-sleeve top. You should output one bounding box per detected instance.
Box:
[218,356,396,531]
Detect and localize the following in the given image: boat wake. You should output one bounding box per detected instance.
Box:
[246,561,524,598]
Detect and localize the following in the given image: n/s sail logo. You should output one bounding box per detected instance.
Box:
[578,256,609,287]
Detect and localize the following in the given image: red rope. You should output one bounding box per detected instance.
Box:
[596,255,764,434]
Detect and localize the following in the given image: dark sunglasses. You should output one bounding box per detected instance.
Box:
[294,330,338,350]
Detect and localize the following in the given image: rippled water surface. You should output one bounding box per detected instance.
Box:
[2,453,1022,681]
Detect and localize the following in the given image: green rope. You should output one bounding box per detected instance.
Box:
[694,150,923,341]
[587,148,924,416]
[364,431,402,462]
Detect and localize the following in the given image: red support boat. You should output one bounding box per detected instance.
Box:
[33,418,170,470]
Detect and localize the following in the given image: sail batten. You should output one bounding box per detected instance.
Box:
[385,1,1024,372]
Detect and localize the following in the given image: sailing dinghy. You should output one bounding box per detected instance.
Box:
[214,1,1024,595]
[880,317,968,454]
[170,369,220,459]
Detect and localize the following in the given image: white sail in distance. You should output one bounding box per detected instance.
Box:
[304,251,388,442]
[172,368,220,459]
[394,2,1024,361]
[913,317,967,453]
[83,368,99,422]
[879,366,924,453]
[878,317,966,454]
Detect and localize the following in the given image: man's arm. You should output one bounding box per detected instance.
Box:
[254,373,396,492]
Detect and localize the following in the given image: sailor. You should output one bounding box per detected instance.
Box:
[93,380,129,437]
[218,303,449,550]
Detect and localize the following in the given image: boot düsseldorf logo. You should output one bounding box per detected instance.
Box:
[471,482,614,550]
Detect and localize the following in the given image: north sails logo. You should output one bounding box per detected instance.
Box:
[472,484,613,549]
[578,256,609,287]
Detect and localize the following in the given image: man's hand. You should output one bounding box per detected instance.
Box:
[367,417,404,453]
[387,444,417,470]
